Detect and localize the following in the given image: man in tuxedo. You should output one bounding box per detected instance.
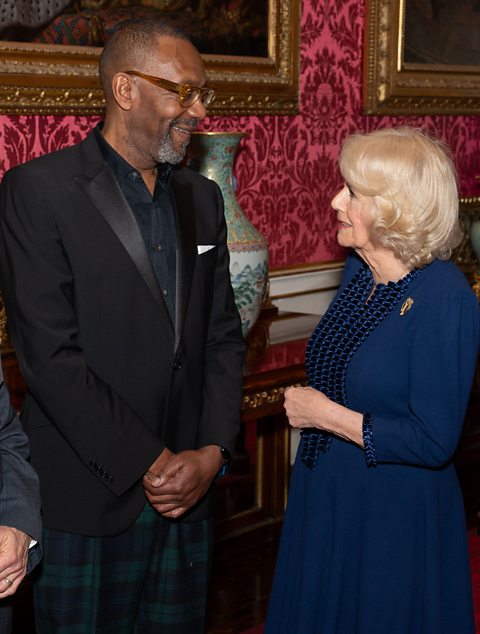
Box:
[0,366,41,633]
[0,18,244,633]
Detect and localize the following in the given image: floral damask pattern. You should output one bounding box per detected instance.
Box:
[0,115,101,177]
[0,0,479,267]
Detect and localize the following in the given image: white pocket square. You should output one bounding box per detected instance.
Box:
[197,245,215,255]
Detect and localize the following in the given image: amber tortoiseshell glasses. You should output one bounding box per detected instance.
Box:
[124,70,215,108]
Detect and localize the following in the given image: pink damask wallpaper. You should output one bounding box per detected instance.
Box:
[1,0,479,268]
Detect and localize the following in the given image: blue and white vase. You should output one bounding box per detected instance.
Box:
[189,132,269,337]
[470,219,480,264]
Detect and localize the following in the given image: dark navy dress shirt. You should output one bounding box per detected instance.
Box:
[94,126,177,320]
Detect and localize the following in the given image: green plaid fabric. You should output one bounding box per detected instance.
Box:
[34,504,212,633]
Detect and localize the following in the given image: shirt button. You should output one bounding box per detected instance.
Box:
[163,289,168,296]
[173,361,182,370]
[155,244,164,252]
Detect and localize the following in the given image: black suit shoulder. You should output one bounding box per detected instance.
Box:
[172,164,219,189]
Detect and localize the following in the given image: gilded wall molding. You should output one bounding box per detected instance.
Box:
[243,383,304,412]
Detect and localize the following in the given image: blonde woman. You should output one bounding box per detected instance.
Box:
[265,127,479,634]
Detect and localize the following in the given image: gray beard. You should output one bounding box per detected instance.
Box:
[156,130,188,165]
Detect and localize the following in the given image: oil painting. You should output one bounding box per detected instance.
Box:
[363,0,480,114]
[0,0,299,115]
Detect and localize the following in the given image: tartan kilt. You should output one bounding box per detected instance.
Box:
[34,503,212,634]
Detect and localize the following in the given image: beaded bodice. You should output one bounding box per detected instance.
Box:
[301,263,423,469]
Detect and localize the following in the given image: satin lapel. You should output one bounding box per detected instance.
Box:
[75,164,173,325]
[172,176,196,352]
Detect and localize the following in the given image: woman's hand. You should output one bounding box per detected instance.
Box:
[283,386,333,430]
[283,386,364,446]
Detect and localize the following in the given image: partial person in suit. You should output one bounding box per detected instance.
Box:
[0,362,41,633]
[0,17,244,634]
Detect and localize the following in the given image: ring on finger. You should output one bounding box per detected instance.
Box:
[4,578,12,587]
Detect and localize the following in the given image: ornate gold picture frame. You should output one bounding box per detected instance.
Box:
[0,0,300,116]
[363,0,480,115]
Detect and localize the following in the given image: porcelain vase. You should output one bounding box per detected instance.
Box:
[470,219,480,263]
[189,132,269,337]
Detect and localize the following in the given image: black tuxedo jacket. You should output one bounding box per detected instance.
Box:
[0,131,245,536]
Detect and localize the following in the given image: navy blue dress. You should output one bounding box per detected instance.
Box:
[265,254,479,634]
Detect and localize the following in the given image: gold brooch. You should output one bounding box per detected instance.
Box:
[400,297,414,316]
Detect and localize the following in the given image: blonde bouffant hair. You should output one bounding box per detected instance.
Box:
[339,127,462,268]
